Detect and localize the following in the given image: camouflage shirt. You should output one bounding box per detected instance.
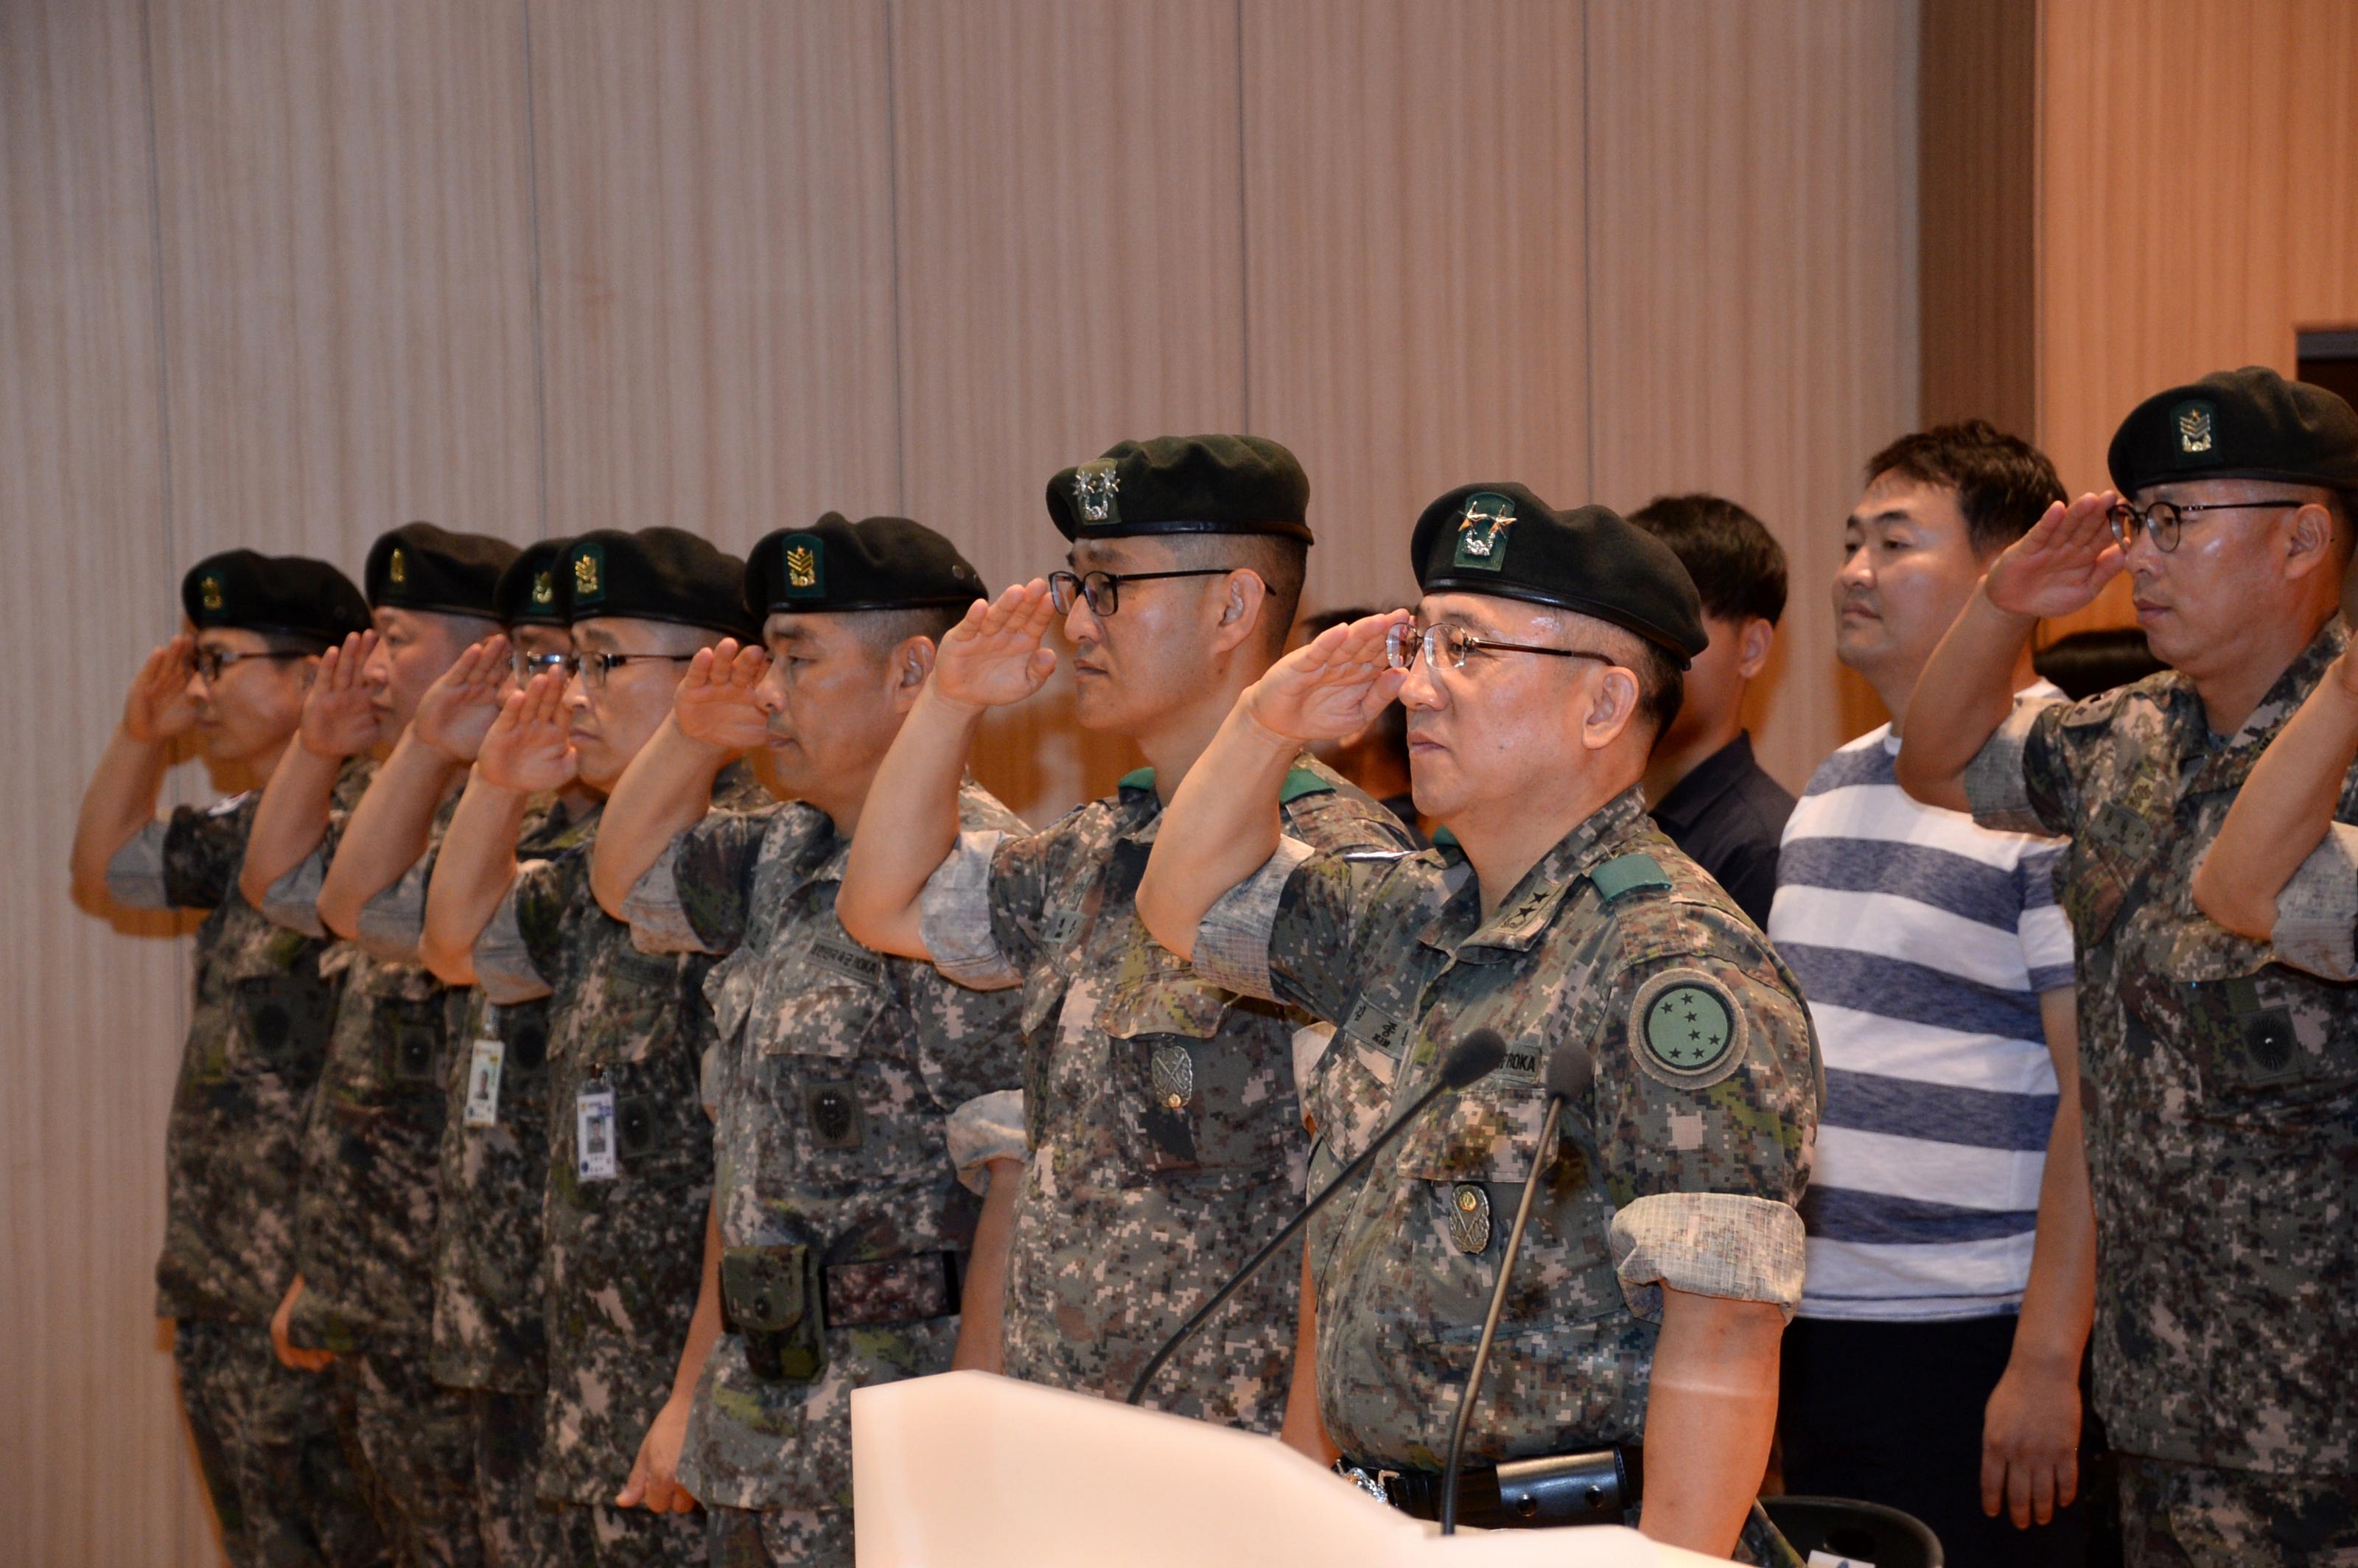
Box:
[105,761,374,1326]
[1191,786,1818,1469]
[1962,616,2358,1474]
[618,779,1026,1516]
[472,763,765,1505]
[273,788,466,1354]
[916,760,1413,1429]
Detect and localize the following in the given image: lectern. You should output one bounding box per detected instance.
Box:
[852,1371,1724,1567]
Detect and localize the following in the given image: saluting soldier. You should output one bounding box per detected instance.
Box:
[1897,367,2358,1564]
[837,436,1415,1441]
[1134,486,1819,1564]
[241,522,517,1568]
[587,515,1029,1567]
[421,528,765,1568]
[71,551,387,1568]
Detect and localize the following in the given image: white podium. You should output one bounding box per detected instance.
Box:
[853,1371,1721,1567]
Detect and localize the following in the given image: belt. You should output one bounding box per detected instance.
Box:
[1336,1445,1642,1530]
[824,1250,963,1329]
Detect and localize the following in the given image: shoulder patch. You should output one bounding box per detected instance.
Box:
[1628,966,1746,1089]
[1278,766,1337,804]
[1590,853,1671,902]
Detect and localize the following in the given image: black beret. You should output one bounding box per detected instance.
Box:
[496,538,573,628]
[564,528,757,637]
[2108,366,2358,497]
[746,514,986,617]
[182,550,371,645]
[1410,483,1708,668]
[1046,434,1312,543]
[364,522,517,617]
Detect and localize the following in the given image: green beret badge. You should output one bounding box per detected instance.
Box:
[200,573,225,612]
[2174,399,2215,457]
[1629,967,1746,1088]
[573,542,604,605]
[1073,459,1122,527]
[777,533,825,600]
[530,570,556,610]
[1453,491,1517,571]
[388,547,409,587]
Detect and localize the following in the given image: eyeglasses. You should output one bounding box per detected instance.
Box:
[517,649,697,689]
[187,648,308,682]
[1047,567,1249,617]
[2107,497,2312,554]
[1384,620,1617,673]
[511,649,574,685]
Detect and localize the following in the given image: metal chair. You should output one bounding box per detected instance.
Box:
[1760,1495,1945,1568]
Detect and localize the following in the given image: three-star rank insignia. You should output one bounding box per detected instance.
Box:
[1073,459,1122,526]
[388,547,409,587]
[1449,1183,1493,1254]
[572,543,604,603]
[199,573,225,612]
[1452,491,1516,571]
[2175,399,2215,456]
[1629,967,1746,1088]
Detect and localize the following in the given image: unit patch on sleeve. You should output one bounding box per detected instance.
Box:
[1628,966,1746,1088]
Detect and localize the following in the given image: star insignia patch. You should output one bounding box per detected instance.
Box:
[1628,967,1746,1088]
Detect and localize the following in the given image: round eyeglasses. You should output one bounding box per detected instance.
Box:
[1384,620,1616,673]
[2106,497,2312,554]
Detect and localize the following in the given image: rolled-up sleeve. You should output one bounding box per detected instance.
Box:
[1962,696,2057,836]
[354,859,430,965]
[259,849,331,938]
[1609,1192,1806,1323]
[2273,822,2358,981]
[918,829,1021,990]
[472,865,555,1005]
[105,821,172,909]
[620,841,718,956]
[945,1088,1028,1194]
[1189,837,1318,1002]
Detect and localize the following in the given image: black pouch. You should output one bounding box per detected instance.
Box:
[380,995,445,1091]
[722,1244,825,1383]
[237,973,337,1074]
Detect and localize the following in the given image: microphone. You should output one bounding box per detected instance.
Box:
[1439,1043,1591,1534]
[1125,1029,1507,1407]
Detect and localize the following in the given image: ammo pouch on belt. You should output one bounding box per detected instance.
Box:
[721,1245,827,1384]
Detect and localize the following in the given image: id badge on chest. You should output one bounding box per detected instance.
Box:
[463,1036,505,1129]
[576,1072,618,1183]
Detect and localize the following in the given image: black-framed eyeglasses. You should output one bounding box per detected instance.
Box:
[1385,620,1617,673]
[1047,567,1248,617]
[188,648,308,682]
[2107,497,2312,554]
[525,649,697,689]
[511,649,575,685]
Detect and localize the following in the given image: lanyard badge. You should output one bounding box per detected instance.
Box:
[576,1072,618,1182]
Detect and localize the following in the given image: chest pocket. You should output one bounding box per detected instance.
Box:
[2179,968,2358,1103]
[377,995,446,1093]
[2060,797,2161,950]
[236,973,337,1079]
[757,945,933,1185]
[1097,971,1293,1177]
[1307,996,1411,1165]
[595,947,688,1065]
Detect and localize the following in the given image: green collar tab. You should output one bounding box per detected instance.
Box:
[1279,767,1334,804]
[1118,766,1156,793]
[1432,825,1460,849]
[1589,852,1670,902]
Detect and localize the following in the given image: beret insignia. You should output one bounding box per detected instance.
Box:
[200,573,225,612]
[2175,400,2215,456]
[573,544,604,603]
[388,547,408,586]
[1074,460,1122,526]
[530,570,556,609]
[786,545,819,592]
[1453,491,1518,571]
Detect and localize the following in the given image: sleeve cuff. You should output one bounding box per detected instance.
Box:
[1959,697,2054,836]
[917,830,1021,990]
[471,873,553,1005]
[258,850,330,938]
[620,842,718,956]
[1189,837,1317,1001]
[1608,1192,1806,1324]
[2273,822,2358,980]
[102,821,172,909]
[945,1088,1027,1194]
[352,861,429,965]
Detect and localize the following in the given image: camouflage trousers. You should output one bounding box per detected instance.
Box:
[468,1388,565,1568]
[552,1502,707,1567]
[173,1317,388,1568]
[706,1502,849,1567]
[332,1345,483,1568]
[2120,1455,2358,1567]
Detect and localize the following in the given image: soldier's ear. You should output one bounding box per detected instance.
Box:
[894,637,937,704]
[2285,500,2338,580]
[1582,665,1641,752]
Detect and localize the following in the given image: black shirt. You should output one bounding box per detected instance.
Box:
[1647,731,1795,929]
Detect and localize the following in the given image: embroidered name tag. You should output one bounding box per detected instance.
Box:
[1343,995,1410,1056]
[1040,908,1084,948]
[807,934,883,987]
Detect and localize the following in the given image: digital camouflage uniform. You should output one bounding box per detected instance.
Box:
[359,800,578,1568]
[265,788,483,1568]
[1192,787,1816,1567]
[618,780,1027,1567]
[1963,617,2358,1564]
[106,768,388,1568]
[916,759,1411,1429]
[472,764,767,1567]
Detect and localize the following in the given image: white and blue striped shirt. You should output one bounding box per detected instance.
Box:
[1769,686,2074,1322]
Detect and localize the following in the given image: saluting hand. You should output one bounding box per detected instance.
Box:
[931,581,1058,712]
[475,673,579,794]
[121,634,200,743]
[299,631,384,760]
[1243,609,1410,742]
[1984,493,2124,620]
[412,634,514,763]
[671,639,773,753]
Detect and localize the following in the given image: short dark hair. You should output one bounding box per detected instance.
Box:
[848,605,965,659]
[1628,494,1788,626]
[257,631,333,657]
[1626,637,1684,741]
[1864,420,2067,556]
[1170,533,1306,658]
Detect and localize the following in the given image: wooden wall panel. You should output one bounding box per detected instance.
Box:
[0,1,219,1562]
[1586,0,1921,782]
[147,0,542,563]
[529,0,903,554]
[889,0,1248,822]
[1239,0,1589,617]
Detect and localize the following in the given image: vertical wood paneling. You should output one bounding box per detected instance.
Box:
[1586,0,1920,778]
[0,0,217,1561]
[529,0,903,553]
[889,0,1247,821]
[1239,0,1589,618]
[147,0,542,562]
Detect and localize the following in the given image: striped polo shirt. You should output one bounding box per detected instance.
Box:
[1768,684,2074,1322]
